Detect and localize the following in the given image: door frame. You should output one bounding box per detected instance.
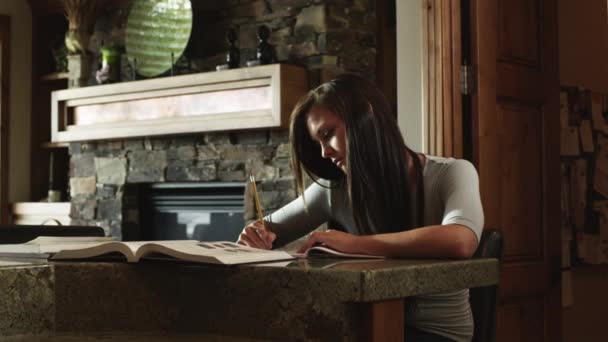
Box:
[0,15,10,224]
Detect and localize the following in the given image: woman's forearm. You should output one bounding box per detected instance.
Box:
[356,224,479,259]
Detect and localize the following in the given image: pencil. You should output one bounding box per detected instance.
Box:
[249,173,267,231]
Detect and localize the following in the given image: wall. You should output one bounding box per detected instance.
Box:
[559,0,608,91]
[559,1,608,341]
[562,265,608,342]
[0,1,32,203]
[396,0,425,153]
[69,0,380,238]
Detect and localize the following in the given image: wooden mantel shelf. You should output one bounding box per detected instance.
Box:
[51,64,308,143]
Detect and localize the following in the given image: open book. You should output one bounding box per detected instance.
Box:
[51,240,295,265]
[293,245,385,259]
[0,236,113,258]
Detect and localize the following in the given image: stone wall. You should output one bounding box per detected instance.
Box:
[90,0,378,84]
[70,131,296,238]
[70,0,379,239]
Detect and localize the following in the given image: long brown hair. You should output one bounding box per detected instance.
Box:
[289,74,424,234]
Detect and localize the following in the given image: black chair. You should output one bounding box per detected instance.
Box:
[470,229,504,342]
[0,224,105,244]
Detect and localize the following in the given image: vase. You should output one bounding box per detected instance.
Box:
[67,54,92,88]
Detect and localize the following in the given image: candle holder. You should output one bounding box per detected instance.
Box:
[47,151,62,202]
[247,25,276,67]
[256,25,276,65]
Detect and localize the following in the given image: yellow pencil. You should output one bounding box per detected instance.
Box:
[249,173,267,231]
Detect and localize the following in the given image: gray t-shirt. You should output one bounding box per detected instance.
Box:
[266,155,484,342]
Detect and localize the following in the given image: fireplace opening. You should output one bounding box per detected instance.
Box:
[138,182,245,242]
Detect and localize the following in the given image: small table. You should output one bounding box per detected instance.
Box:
[0,257,498,341]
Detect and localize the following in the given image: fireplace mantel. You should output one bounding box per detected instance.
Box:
[51,64,308,143]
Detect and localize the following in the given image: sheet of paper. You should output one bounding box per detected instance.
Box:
[591,92,607,133]
[562,240,571,268]
[578,233,602,264]
[594,167,608,198]
[579,120,594,153]
[571,159,587,231]
[562,270,574,308]
[561,163,573,240]
[596,135,608,173]
[561,127,580,156]
[560,92,569,129]
[593,201,608,264]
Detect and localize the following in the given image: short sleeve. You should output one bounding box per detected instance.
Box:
[439,160,484,241]
[265,181,332,245]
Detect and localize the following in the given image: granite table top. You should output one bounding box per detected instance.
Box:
[0,257,499,341]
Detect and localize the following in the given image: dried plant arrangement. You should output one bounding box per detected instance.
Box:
[63,0,102,54]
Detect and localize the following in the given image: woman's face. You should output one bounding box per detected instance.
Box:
[306,106,347,174]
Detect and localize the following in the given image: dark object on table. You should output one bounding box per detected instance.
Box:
[0,225,105,244]
[226,28,240,69]
[256,25,275,65]
[470,229,504,342]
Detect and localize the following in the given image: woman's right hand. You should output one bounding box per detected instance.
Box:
[236,220,276,250]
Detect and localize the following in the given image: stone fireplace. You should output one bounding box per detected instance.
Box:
[137,182,246,241]
[67,0,380,239]
[69,130,296,239]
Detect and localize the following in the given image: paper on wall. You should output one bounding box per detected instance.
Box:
[593,201,608,264]
[593,166,608,199]
[579,120,594,153]
[577,233,602,264]
[562,240,571,268]
[562,270,574,308]
[561,163,573,241]
[561,127,580,156]
[591,92,607,133]
[560,92,569,129]
[572,159,587,231]
[596,135,608,173]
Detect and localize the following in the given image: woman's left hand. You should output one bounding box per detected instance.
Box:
[297,229,362,254]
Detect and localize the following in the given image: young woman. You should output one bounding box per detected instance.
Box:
[237,74,483,342]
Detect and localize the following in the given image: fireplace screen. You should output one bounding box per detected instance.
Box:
[139,182,245,242]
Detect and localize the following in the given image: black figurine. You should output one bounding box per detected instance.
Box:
[256,25,276,65]
[226,28,240,69]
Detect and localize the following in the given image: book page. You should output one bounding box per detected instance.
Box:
[51,242,136,261]
[26,236,113,245]
[123,240,196,255]
[292,245,385,259]
[0,240,112,256]
[51,240,197,262]
[137,241,294,265]
[0,236,115,255]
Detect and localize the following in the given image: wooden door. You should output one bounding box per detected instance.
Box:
[469,0,561,341]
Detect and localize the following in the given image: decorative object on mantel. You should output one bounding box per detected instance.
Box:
[49,34,68,73]
[51,64,308,143]
[63,0,102,88]
[247,25,276,67]
[96,43,121,84]
[125,0,193,78]
[216,28,240,71]
[227,28,240,69]
[46,151,62,203]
